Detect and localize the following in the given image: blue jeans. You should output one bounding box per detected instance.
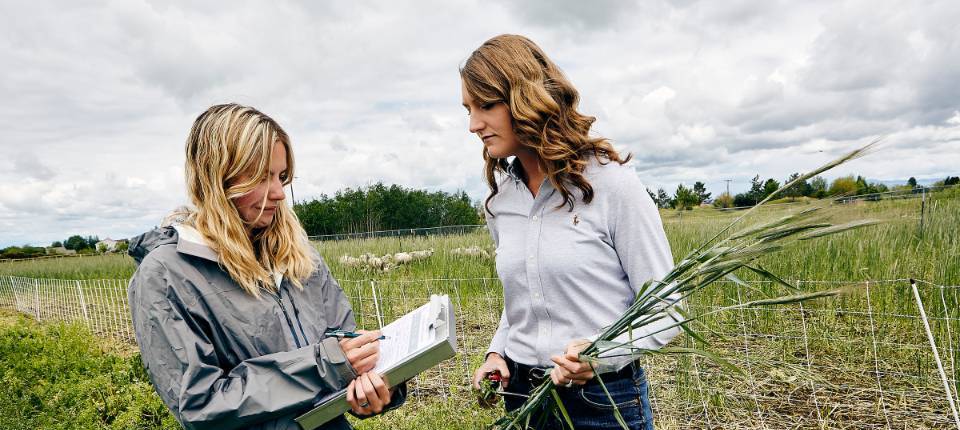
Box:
[503,357,654,430]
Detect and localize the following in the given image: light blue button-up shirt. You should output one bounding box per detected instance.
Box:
[486,156,680,368]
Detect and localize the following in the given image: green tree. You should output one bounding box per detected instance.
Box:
[647,187,673,209]
[762,178,780,199]
[907,177,918,188]
[810,176,828,198]
[748,175,763,203]
[50,241,63,248]
[692,181,711,204]
[827,175,858,196]
[672,184,698,210]
[1,245,45,260]
[656,188,670,209]
[855,175,869,195]
[64,235,88,251]
[783,172,812,199]
[713,192,734,208]
[293,182,481,236]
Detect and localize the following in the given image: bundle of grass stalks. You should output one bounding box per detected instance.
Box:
[488,141,881,430]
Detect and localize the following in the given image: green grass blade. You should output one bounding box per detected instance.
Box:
[797,219,880,240]
[593,372,630,430]
[549,389,575,429]
[744,265,797,290]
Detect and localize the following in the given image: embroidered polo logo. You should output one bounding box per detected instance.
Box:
[573,214,580,225]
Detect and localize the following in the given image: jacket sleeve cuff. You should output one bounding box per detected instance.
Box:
[315,337,357,390]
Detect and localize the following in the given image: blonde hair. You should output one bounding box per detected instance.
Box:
[460,34,631,215]
[183,103,315,296]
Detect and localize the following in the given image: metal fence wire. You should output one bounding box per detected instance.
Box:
[0,275,958,429]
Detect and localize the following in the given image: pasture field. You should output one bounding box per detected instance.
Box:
[2,190,956,284]
[0,190,958,429]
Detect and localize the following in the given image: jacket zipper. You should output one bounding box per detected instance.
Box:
[268,283,303,349]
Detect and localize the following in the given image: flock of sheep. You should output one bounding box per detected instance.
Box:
[337,246,492,272]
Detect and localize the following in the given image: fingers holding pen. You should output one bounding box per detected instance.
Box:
[340,330,382,374]
[339,330,382,350]
[351,346,380,374]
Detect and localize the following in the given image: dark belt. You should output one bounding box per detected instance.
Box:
[506,356,635,386]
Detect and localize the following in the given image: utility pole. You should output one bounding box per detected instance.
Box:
[288,177,297,206]
[724,179,731,196]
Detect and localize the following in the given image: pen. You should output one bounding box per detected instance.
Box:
[324,329,387,340]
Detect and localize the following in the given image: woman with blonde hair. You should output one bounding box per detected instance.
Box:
[128,103,403,430]
[464,35,681,429]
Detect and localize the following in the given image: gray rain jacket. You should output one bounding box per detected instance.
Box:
[128,225,403,430]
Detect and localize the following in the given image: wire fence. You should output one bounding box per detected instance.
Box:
[0,274,957,428]
[308,225,486,242]
[707,183,958,211]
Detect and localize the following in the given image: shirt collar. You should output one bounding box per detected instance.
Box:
[503,157,559,199]
[505,157,523,183]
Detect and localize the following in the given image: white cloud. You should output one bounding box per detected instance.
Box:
[1,0,959,246]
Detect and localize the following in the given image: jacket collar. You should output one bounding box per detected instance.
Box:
[173,224,220,263]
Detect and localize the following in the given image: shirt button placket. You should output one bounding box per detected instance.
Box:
[527,207,550,362]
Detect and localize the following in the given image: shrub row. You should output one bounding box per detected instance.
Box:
[0,312,177,430]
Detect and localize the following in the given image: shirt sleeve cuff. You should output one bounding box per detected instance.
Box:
[487,329,508,358]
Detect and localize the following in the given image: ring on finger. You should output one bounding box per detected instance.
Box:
[564,379,574,388]
[359,401,370,408]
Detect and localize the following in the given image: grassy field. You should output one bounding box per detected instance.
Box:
[2,190,956,284]
[0,190,957,429]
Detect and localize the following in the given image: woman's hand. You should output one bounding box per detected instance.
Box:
[346,372,392,416]
[472,352,510,390]
[339,330,381,374]
[550,339,594,387]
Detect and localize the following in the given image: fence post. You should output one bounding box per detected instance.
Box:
[10,276,23,314]
[76,280,90,324]
[919,186,927,238]
[910,279,960,429]
[33,278,41,321]
[10,276,30,314]
[0,276,11,310]
[370,280,384,329]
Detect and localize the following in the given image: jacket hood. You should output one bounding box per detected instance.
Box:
[128,224,219,266]
[128,227,178,265]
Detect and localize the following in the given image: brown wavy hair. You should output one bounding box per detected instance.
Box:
[183,103,316,297]
[460,34,630,215]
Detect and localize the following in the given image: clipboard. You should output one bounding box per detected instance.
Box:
[295,295,457,429]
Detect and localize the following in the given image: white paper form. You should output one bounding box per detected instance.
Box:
[373,295,443,374]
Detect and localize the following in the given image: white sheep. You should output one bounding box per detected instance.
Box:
[451,246,491,258]
[338,255,361,267]
[409,248,434,261]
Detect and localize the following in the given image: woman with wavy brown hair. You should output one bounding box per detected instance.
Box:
[464,35,680,429]
[127,103,404,430]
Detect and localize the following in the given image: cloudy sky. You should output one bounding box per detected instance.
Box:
[1,0,958,247]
